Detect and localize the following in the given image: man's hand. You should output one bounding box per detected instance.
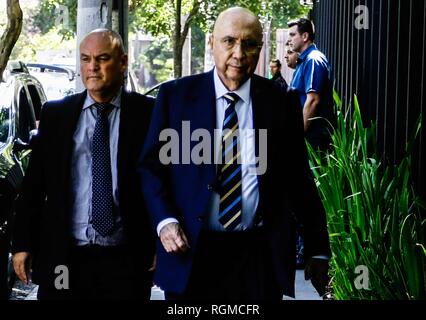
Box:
[12,252,32,285]
[159,222,190,254]
[304,257,329,297]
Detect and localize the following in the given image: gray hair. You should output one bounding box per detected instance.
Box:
[81,28,125,55]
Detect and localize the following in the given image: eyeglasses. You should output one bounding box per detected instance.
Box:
[219,36,263,54]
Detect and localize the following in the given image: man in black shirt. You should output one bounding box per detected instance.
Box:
[269,58,288,91]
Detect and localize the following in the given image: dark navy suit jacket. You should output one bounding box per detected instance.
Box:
[12,90,156,290]
[140,70,330,297]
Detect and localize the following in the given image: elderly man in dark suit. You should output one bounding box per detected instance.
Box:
[11,29,155,299]
[140,7,330,300]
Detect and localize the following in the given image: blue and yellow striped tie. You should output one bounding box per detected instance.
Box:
[218,92,242,230]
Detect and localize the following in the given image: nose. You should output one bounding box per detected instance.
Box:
[88,58,99,71]
[231,42,245,59]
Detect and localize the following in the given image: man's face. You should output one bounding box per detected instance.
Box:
[288,25,306,53]
[285,49,298,69]
[269,62,280,76]
[211,12,263,91]
[80,33,128,99]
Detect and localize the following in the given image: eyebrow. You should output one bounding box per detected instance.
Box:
[80,53,112,58]
[221,36,259,42]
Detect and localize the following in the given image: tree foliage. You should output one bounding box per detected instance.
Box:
[32,0,77,39]
[130,0,201,78]
[139,36,174,85]
[130,0,309,78]
[191,24,205,74]
[131,0,308,36]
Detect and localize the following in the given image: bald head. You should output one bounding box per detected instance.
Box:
[213,7,263,41]
[211,7,263,91]
[80,29,125,55]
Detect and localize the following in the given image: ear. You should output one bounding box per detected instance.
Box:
[302,32,309,42]
[121,54,129,70]
[209,35,214,50]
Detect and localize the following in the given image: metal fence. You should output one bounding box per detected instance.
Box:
[312,0,426,201]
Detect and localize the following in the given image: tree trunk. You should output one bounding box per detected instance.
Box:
[173,0,199,79]
[0,0,23,81]
[173,44,183,78]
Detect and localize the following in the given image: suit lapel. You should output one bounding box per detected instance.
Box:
[62,92,86,165]
[185,71,217,184]
[61,91,86,211]
[187,71,216,136]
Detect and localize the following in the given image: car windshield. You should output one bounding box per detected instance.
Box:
[0,83,12,145]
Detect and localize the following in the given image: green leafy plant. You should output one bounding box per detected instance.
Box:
[307,93,425,300]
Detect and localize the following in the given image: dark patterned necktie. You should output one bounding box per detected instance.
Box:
[91,103,114,236]
[217,92,242,230]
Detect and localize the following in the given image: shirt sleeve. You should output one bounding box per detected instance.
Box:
[304,57,328,94]
[157,218,179,236]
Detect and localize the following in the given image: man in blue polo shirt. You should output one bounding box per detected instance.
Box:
[288,18,334,152]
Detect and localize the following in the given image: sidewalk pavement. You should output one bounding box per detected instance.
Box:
[24,270,321,300]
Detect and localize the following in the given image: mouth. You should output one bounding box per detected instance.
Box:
[228,65,245,72]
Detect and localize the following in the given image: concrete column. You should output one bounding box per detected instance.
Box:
[76,0,128,91]
[276,28,294,85]
[204,32,214,72]
[255,20,271,78]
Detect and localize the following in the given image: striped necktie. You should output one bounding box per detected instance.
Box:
[91,103,115,236]
[217,92,242,230]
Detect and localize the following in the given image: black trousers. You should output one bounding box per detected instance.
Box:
[166,229,282,300]
[37,245,152,300]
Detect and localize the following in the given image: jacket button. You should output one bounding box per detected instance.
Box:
[207,184,213,191]
[197,216,204,222]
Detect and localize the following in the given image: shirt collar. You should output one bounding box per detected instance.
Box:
[213,67,251,104]
[82,87,122,110]
[298,43,317,63]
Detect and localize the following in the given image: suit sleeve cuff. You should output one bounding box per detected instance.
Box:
[157,218,179,236]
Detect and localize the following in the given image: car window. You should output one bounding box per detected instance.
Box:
[0,107,10,144]
[29,71,75,100]
[17,86,36,143]
[27,84,43,121]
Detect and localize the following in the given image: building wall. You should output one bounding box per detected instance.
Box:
[276,29,294,85]
[312,0,426,201]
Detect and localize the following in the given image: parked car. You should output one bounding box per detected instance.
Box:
[26,63,76,100]
[27,62,141,99]
[0,61,47,299]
